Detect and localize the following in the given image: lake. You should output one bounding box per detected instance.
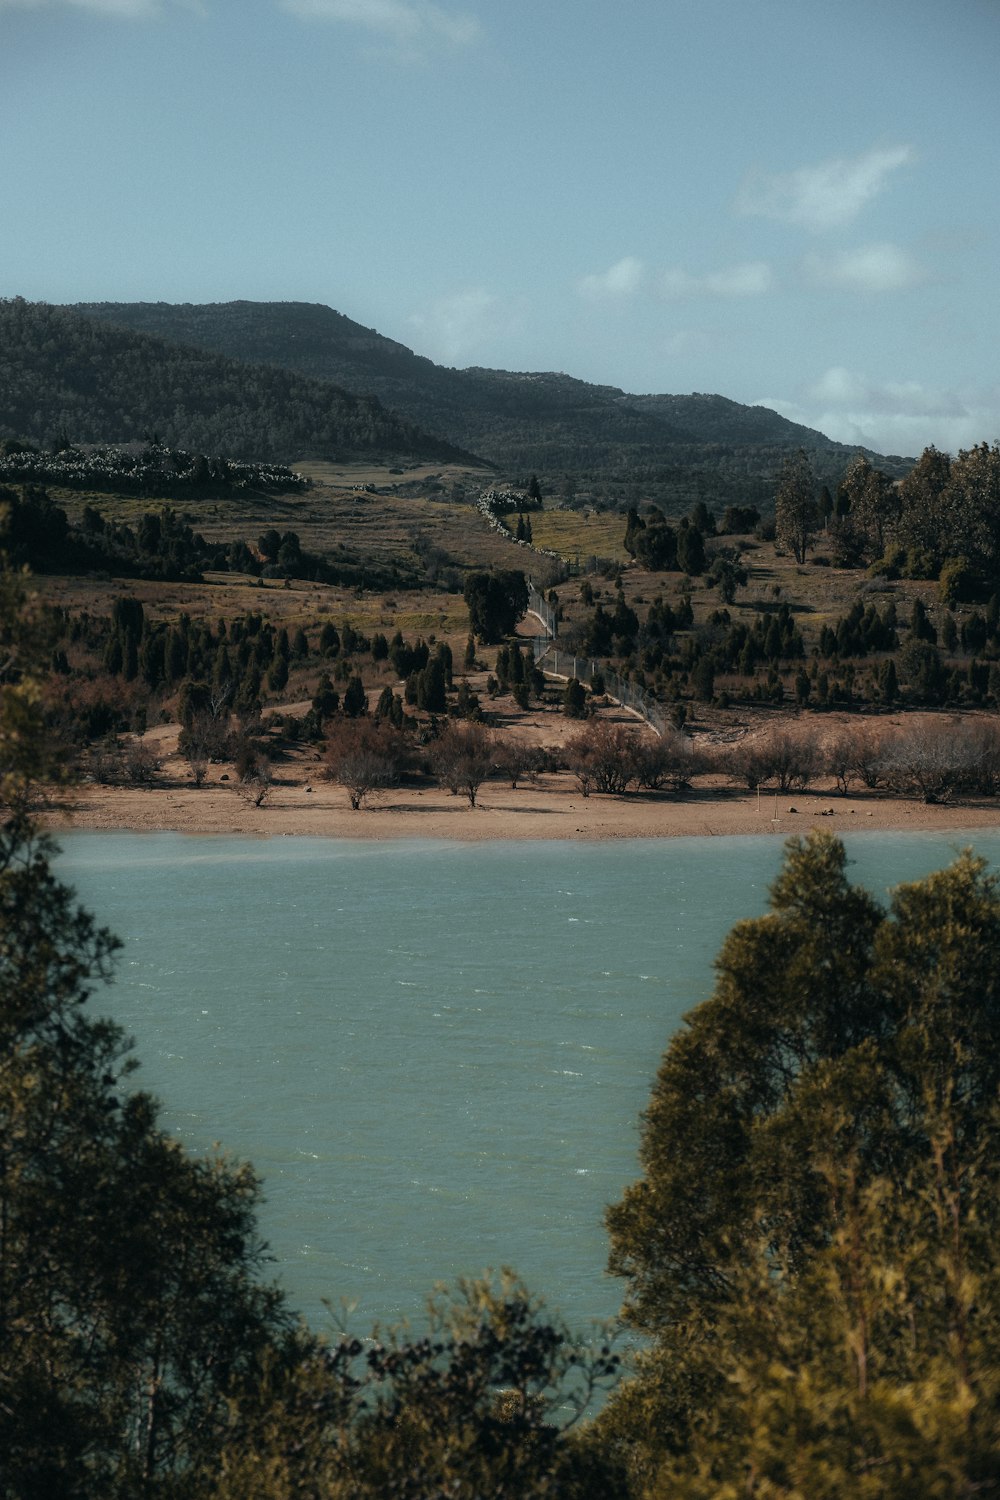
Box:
[56,828,1000,1338]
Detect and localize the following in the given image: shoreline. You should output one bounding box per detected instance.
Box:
[44,773,1000,844]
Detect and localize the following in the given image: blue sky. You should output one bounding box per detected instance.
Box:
[3,0,998,459]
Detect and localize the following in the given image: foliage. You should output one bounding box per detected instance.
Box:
[0,441,305,499]
[774,450,818,564]
[0,558,64,807]
[0,813,290,1498]
[463,569,529,644]
[603,831,1000,1495]
[0,299,468,465]
[213,1274,625,1500]
[69,298,885,493]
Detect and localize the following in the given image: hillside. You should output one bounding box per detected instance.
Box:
[0,298,479,468]
[72,298,913,503]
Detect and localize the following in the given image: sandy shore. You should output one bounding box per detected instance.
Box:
[45,772,1000,844]
[41,703,1000,844]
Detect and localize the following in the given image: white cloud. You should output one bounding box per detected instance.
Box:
[758,366,1000,458]
[407,287,517,363]
[736,145,914,233]
[280,0,479,48]
[660,260,773,300]
[803,242,925,292]
[577,256,645,300]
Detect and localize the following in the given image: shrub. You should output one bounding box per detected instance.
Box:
[727,730,818,792]
[428,723,495,807]
[565,723,637,795]
[324,720,407,809]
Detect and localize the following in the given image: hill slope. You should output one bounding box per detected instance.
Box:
[73,299,910,498]
[0,298,478,467]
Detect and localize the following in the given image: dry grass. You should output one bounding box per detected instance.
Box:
[38,475,953,673]
[528,508,628,565]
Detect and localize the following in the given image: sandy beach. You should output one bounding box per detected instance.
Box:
[42,701,1000,845]
[46,771,1000,844]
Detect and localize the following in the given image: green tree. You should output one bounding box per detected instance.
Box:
[214,1276,624,1500]
[839,454,899,560]
[774,450,818,564]
[563,677,587,718]
[464,570,529,644]
[342,674,368,717]
[676,521,705,576]
[0,807,289,1494]
[602,832,1000,1494]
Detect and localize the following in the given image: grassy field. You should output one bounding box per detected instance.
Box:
[38,469,952,682]
[528,508,628,567]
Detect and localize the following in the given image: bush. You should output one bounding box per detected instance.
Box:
[324,720,407,809]
[428,723,495,807]
[565,723,637,795]
[727,730,818,792]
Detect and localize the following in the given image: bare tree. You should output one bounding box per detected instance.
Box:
[565,722,637,795]
[493,740,542,790]
[429,723,495,807]
[728,729,817,792]
[631,729,698,792]
[878,716,996,803]
[823,721,886,795]
[325,720,405,810]
[236,756,273,808]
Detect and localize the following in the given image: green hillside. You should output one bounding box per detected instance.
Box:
[0,298,480,468]
[73,298,913,503]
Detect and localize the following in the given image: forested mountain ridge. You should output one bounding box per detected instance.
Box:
[73,298,912,497]
[0,298,479,467]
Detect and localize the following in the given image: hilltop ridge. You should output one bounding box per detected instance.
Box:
[0,298,479,468]
[72,299,910,503]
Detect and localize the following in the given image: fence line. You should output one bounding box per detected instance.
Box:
[526,580,558,640]
[523,575,666,735]
[536,646,668,737]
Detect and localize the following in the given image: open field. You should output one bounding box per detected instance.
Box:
[43,466,948,662]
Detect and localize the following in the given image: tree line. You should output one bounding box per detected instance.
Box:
[0,299,471,465]
[0,484,423,591]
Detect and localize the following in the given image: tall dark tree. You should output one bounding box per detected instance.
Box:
[602,831,1000,1494]
[463,570,529,645]
[774,449,818,563]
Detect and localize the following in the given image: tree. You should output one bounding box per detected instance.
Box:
[429,722,495,806]
[214,1275,625,1500]
[0,561,64,808]
[565,722,636,794]
[325,719,405,809]
[342,674,368,717]
[601,831,1000,1494]
[0,812,291,1498]
[464,570,529,645]
[896,444,953,565]
[676,520,705,576]
[563,677,587,718]
[774,450,818,563]
[839,454,899,561]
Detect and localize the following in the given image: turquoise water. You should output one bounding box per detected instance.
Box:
[56,829,1000,1336]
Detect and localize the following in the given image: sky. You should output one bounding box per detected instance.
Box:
[3,0,999,459]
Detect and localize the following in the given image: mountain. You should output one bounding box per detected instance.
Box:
[71,299,913,502]
[0,298,477,467]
